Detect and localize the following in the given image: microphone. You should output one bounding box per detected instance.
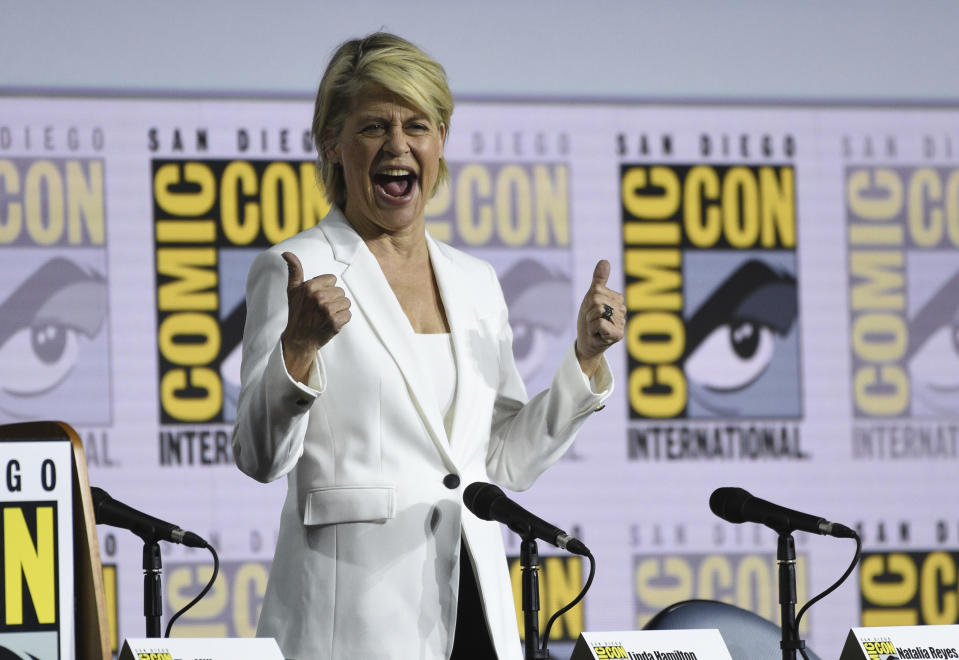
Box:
[90,487,208,548]
[709,487,856,539]
[463,482,589,556]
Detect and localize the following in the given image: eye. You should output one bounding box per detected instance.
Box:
[406,122,429,135]
[0,258,108,399]
[0,322,81,396]
[512,321,553,379]
[360,122,386,136]
[220,340,242,388]
[909,324,959,392]
[685,320,776,391]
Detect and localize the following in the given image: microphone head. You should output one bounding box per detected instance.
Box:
[463,482,504,521]
[709,487,752,524]
[90,487,110,515]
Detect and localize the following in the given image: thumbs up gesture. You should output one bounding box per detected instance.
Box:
[575,259,625,378]
[280,251,352,382]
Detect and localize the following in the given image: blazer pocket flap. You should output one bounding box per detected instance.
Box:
[302,486,395,525]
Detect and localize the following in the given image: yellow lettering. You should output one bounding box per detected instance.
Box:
[156,248,218,311]
[722,166,760,248]
[0,160,22,243]
[261,162,300,244]
[154,162,216,217]
[850,252,904,311]
[3,506,56,625]
[160,368,222,422]
[920,552,957,625]
[847,168,903,220]
[220,160,259,245]
[534,164,569,246]
[25,161,63,245]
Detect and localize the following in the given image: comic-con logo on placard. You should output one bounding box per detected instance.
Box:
[846,158,959,460]
[620,160,803,461]
[860,639,900,660]
[152,159,329,465]
[426,156,572,395]
[0,158,110,425]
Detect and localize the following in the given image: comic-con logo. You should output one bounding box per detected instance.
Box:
[0,158,110,425]
[152,159,328,432]
[621,164,800,420]
[847,166,959,419]
[846,164,959,461]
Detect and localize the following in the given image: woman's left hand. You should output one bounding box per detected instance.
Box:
[575,259,625,378]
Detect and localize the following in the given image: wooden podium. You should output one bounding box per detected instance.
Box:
[0,421,111,660]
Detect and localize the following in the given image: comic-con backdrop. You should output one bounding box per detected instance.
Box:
[2,96,959,658]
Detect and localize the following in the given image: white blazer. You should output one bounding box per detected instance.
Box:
[232,208,612,660]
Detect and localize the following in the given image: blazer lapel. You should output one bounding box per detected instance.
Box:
[321,210,456,471]
[427,236,481,460]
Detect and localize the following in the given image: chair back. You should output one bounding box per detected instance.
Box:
[643,599,821,660]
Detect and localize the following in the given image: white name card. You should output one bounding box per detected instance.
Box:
[571,629,733,660]
[119,637,284,660]
[840,625,959,660]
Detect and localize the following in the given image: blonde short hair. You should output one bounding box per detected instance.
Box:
[312,32,454,207]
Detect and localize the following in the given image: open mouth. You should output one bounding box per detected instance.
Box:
[373,168,417,199]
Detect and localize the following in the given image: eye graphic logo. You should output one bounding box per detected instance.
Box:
[684,255,799,418]
[0,643,41,659]
[906,263,959,418]
[0,256,110,424]
[500,258,572,393]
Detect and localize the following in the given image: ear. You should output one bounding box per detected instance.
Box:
[326,142,340,164]
[439,123,447,143]
[323,130,340,163]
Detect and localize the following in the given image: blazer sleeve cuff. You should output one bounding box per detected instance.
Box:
[556,343,613,412]
[272,341,325,410]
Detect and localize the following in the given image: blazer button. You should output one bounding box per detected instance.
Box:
[443,474,461,489]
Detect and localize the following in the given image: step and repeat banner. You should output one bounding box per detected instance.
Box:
[1,95,958,656]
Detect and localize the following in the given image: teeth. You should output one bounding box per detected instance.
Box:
[379,168,411,177]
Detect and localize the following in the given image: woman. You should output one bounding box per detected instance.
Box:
[231,32,625,660]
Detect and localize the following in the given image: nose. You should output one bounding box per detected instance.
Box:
[382,124,410,155]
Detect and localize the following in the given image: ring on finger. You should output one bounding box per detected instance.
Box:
[601,303,614,322]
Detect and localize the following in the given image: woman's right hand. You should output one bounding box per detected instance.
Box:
[280,251,352,383]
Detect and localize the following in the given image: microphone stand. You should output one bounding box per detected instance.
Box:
[520,537,549,659]
[777,532,804,660]
[143,540,163,637]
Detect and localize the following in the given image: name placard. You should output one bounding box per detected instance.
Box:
[571,629,733,660]
[120,637,284,660]
[0,437,74,660]
[840,625,959,660]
